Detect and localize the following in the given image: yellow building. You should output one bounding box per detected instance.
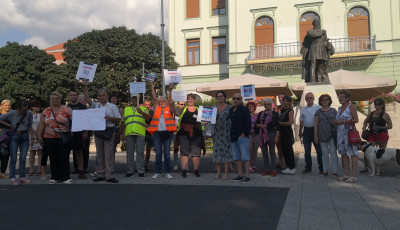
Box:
[169,0,400,97]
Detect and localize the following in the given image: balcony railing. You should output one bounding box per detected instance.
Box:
[248,35,376,62]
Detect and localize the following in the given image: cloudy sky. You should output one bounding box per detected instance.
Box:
[0,0,168,49]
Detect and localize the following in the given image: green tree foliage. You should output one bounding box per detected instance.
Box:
[63,26,179,103]
[0,42,71,107]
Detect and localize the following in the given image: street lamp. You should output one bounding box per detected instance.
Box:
[161,0,166,97]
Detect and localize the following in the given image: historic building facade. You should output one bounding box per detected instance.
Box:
[168,0,400,97]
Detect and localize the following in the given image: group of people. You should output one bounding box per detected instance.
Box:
[0,81,393,185]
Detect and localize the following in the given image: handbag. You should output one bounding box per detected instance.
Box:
[50,107,72,146]
[361,127,370,140]
[94,127,114,139]
[348,121,362,144]
[204,123,215,138]
[157,130,172,140]
[0,113,27,149]
[318,109,338,147]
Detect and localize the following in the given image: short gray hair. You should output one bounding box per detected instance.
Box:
[263,97,273,104]
[157,96,167,103]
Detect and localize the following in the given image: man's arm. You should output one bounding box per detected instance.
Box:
[81,80,92,107]
[149,81,158,110]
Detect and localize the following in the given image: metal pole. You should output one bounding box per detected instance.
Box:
[142,62,145,103]
[161,0,166,97]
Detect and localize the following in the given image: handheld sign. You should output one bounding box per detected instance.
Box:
[145,72,157,82]
[164,69,182,84]
[197,106,217,124]
[171,91,187,102]
[129,82,146,95]
[71,108,106,131]
[76,62,97,82]
[241,84,256,101]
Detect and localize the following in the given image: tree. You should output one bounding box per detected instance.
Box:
[0,42,72,107]
[63,26,179,103]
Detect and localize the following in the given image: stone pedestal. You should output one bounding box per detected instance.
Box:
[299,83,340,108]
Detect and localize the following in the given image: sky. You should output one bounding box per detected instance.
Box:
[0,0,168,49]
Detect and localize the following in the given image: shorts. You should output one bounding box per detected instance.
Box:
[231,136,250,162]
[179,135,201,157]
[145,133,154,147]
[367,131,389,143]
[72,132,83,150]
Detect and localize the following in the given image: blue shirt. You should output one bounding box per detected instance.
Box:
[229,105,251,142]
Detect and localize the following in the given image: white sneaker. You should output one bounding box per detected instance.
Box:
[288,169,296,174]
[152,173,161,179]
[186,166,189,171]
[165,173,173,179]
[282,168,291,174]
[63,179,73,184]
[173,165,178,171]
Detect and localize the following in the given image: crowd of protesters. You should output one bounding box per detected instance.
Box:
[0,82,392,185]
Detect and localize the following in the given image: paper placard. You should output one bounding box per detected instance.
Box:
[129,82,146,94]
[71,108,106,132]
[171,91,187,102]
[241,84,256,101]
[76,61,97,82]
[196,105,217,124]
[145,72,157,82]
[164,69,182,84]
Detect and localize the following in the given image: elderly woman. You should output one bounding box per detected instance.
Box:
[148,82,177,179]
[361,98,392,173]
[212,91,232,180]
[314,94,338,177]
[83,81,121,183]
[254,98,280,176]
[0,100,33,185]
[279,96,296,174]
[37,93,72,184]
[176,93,203,178]
[0,99,12,179]
[247,101,259,172]
[334,90,359,183]
[28,100,43,176]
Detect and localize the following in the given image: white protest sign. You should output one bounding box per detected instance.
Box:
[197,105,217,124]
[129,82,146,95]
[171,91,187,102]
[164,69,182,84]
[71,108,106,132]
[76,61,97,82]
[240,84,256,101]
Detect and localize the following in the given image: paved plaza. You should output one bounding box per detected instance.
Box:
[1,151,400,230]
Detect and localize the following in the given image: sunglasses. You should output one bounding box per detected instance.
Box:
[33,105,40,107]
[232,97,241,100]
[321,99,329,101]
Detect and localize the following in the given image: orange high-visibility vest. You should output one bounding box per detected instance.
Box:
[148,106,177,135]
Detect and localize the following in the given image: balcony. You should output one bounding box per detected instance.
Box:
[247,36,380,71]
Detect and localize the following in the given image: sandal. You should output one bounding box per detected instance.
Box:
[338,176,349,181]
[346,177,358,183]
[214,174,220,180]
[28,172,33,176]
[222,174,228,180]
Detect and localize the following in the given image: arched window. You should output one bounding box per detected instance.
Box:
[254,16,274,58]
[347,7,370,51]
[299,12,320,42]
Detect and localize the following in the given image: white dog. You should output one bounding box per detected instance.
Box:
[361,142,400,176]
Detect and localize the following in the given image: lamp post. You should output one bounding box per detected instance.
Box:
[161,0,166,97]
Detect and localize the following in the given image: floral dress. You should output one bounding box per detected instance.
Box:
[336,105,358,156]
[29,113,43,151]
[213,104,233,164]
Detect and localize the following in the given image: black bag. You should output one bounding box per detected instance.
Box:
[157,130,171,140]
[60,132,73,146]
[94,127,114,139]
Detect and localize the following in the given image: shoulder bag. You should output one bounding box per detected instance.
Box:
[51,107,73,146]
[348,121,362,144]
[0,113,27,149]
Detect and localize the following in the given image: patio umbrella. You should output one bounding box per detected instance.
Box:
[196,73,292,98]
[291,70,397,101]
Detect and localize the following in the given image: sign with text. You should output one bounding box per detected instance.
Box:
[71,108,106,132]
[197,106,217,124]
[171,91,187,102]
[129,82,146,95]
[75,62,97,82]
[145,72,157,82]
[164,69,182,84]
[241,84,256,101]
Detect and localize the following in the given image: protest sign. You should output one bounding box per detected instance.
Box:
[171,91,187,102]
[71,108,106,132]
[129,82,146,95]
[164,69,182,84]
[76,62,97,82]
[197,106,217,124]
[145,72,157,82]
[241,84,256,101]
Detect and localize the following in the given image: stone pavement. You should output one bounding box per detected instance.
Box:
[1,151,400,230]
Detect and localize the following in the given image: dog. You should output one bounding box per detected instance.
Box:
[361,141,400,176]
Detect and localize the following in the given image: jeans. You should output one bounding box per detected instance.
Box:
[126,135,145,174]
[154,132,172,174]
[320,137,338,173]
[231,136,250,162]
[261,132,277,172]
[9,133,29,179]
[303,127,323,171]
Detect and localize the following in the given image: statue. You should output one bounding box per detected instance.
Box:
[301,18,335,83]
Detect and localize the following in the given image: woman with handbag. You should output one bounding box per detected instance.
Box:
[212,91,232,180]
[333,90,359,183]
[37,92,73,184]
[0,100,33,185]
[360,98,392,173]
[148,82,177,179]
[314,94,338,178]
[0,99,12,179]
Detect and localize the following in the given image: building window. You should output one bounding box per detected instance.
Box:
[347,7,370,51]
[254,16,274,59]
[299,12,320,42]
[186,0,199,18]
[187,39,200,65]
[212,0,226,15]
[212,37,226,63]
